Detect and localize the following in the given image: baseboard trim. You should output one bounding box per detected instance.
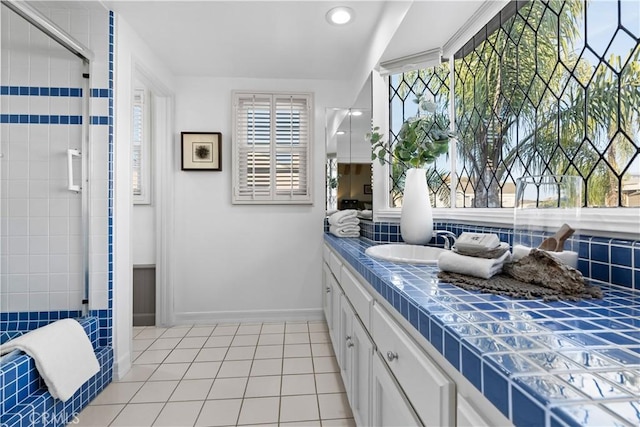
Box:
[113,351,132,381]
[173,308,324,325]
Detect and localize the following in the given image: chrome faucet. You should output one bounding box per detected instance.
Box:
[433,230,457,250]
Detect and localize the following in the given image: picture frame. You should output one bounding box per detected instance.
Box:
[181,132,222,171]
[363,184,372,195]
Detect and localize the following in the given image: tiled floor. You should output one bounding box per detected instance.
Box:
[75,321,354,427]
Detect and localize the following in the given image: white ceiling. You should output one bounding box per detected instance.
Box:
[105,0,485,81]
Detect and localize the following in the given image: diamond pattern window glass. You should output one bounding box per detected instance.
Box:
[453,0,640,208]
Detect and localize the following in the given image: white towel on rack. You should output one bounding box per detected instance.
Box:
[438,250,512,279]
[0,318,99,402]
[330,224,360,238]
[328,210,359,226]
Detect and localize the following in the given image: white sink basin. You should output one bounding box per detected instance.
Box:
[365,244,446,265]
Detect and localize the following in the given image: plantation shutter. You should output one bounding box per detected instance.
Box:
[233,92,313,204]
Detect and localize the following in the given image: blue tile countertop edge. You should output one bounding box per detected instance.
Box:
[324,234,640,427]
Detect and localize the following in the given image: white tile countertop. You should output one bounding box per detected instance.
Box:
[324,234,640,427]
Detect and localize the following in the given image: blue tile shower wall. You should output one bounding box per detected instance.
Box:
[358,219,639,290]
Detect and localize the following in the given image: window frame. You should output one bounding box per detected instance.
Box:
[232,90,314,205]
[371,0,640,238]
[132,86,152,205]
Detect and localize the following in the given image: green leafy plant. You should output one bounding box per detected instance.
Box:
[367,94,455,168]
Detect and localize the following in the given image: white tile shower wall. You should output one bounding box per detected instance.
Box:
[0,3,111,312]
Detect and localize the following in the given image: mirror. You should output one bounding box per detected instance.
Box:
[326,77,373,213]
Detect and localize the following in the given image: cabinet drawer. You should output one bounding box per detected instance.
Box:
[328,252,342,282]
[340,266,373,328]
[372,303,455,426]
[457,394,491,427]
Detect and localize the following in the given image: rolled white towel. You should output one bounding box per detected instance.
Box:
[438,250,512,279]
[512,245,578,268]
[328,209,359,226]
[330,224,360,238]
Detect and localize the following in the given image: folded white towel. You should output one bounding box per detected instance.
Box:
[357,210,373,220]
[0,319,100,402]
[330,224,360,238]
[328,209,359,226]
[512,245,578,268]
[438,250,512,279]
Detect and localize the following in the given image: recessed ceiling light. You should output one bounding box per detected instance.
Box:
[326,6,354,25]
[350,110,363,116]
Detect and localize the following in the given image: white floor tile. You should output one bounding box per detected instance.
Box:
[313,356,339,373]
[133,338,155,352]
[176,336,208,349]
[75,404,124,426]
[169,378,214,401]
[195,347,228,362]
[147,338,181,350]
[225,346,256,360]
[258,333,284,346]
[280,394,320,423]
[184,361,222,380]
[110,402,164,427]
[237,324,262,335]
[285,332,311,345]
[318,393,353,420]
[260,323,285,334]
[135,328,168,340]
[321,418,356,426]
[237,396,280,425]
[153,400,204,426]
[284,343,312,358]
[148,363,190,381]
[212,325,239,336]
[250,358,282,376]
[308,322,329,333]
[280,421,320,427]
[204,335,234,348]
[315,372,346,394]
[254,345,283,360]
[91,382,144,405]
[164,348,199,363]
[217,360,252,378]
[285,322,309,333]
[195,398,242,426]
[130,380,179,403]
[244,375,281,398]
[187,326,215,337]
[311,343,335,357]
[134,349,171,365]
[231,334,259,347]
[160,328,190,338]
[283,357,314,375]
[281,374,316,396]
[207,377,248,400]
[310,332,331,344]
[117,364,158,383]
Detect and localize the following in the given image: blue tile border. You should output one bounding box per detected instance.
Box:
[0,86,82,96]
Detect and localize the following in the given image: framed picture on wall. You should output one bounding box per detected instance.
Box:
[181,132,222,171]
[364,184,372,195]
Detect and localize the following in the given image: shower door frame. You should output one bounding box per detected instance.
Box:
[2,0,94,313]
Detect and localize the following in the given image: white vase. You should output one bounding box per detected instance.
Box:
[400,168,433,245]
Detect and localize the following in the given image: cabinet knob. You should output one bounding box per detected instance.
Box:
[386,351,398,362]
[345,335,351,341]
[347,339,354,348]
[326,287,331,293]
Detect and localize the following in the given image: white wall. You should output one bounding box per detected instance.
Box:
[172,77,346,322]
[132,205,154,265]
[113,13,174,378]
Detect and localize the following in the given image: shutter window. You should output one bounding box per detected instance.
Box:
[132,87,151,204]
[233,92,313,204]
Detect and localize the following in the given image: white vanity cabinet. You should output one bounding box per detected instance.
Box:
[372,303,455,426]
[371,351,423,427]
[338,294,373,427]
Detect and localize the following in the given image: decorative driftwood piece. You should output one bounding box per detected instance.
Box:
[502,249,584,293]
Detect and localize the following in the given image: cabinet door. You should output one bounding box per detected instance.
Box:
[322,263,335,332]
[330,282,343,359]
[338,294,353,393]
[371,352,423,427]
[349,316,373,427]
[457,394,491,427]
